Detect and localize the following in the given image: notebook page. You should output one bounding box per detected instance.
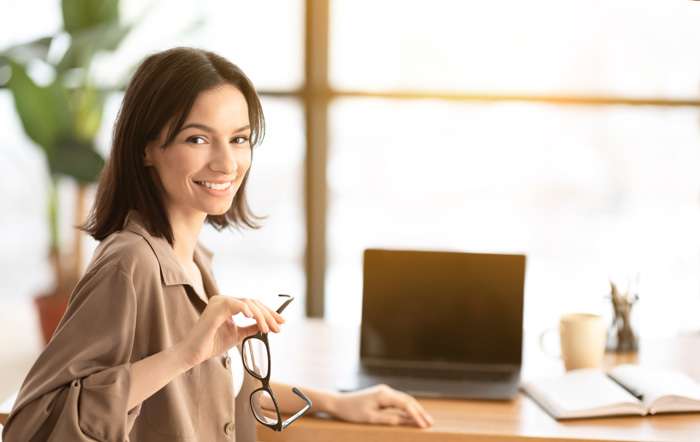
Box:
[522,369,644,419]
[609,365,700,413]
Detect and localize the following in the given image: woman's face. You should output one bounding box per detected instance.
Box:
[145,84,252,218]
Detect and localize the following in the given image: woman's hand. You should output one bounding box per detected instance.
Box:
[330,384,434,428]
[177,295,285,368]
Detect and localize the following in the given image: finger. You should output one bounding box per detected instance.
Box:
[378,407,408,420]
[244,299,270,333]
[226,297,253,318]
[262,300,285,324]
[369,409,402,426]
[253,300,281,333]
[404,401,429,428]
[378,388,428,428]
[386,398,427,428]
[395,394,434,427]
[382,408,415,426]
[413,400,434,426]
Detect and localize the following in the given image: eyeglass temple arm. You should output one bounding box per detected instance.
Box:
[276,294,294,314]
[280,387,312,431]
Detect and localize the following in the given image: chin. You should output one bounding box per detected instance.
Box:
[206,204,233,216]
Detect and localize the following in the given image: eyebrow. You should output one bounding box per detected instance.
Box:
[179,123,251,134]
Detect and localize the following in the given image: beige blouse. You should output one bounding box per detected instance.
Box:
[2,211,258,441]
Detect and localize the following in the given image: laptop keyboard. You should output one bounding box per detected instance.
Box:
[365,365,514,382]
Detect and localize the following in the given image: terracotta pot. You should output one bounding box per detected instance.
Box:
[33,291,70,345]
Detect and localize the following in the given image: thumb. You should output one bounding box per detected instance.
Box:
[237,324,259,339]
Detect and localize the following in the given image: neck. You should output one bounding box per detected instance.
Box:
[167,207,207,265]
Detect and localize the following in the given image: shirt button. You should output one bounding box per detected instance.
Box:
[223,355,231,369]
[224,421,235,435]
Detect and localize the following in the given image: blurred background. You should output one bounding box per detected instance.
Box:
[3,0,700,402]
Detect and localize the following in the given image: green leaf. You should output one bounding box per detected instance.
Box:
[50,138,105,183]
[57,21,133,73]
[3,59,72,155]
[61,0,119,35]
[1,36,53,65]
[72,85,105,141]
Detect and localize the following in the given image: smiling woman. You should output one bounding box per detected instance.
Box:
[82,47,265,246]
[1,47,432,442]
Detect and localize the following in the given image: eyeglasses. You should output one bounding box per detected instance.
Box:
[241,294,312,431]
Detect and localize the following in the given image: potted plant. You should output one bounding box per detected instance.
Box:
[0,0,133,344]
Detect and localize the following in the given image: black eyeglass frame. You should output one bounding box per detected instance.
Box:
[241,294,312,432]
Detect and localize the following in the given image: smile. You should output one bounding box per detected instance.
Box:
[193,180,234,191]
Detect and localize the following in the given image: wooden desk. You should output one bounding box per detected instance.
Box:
[257,320,700,442]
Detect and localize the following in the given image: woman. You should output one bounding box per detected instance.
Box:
[2,47,433,441]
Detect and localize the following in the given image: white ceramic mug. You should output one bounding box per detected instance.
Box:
[539,313,607,371]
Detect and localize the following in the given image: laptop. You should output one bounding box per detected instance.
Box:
[345,248,526,400]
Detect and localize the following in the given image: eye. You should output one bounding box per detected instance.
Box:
[231,136,250,145]
[186,135,207,145]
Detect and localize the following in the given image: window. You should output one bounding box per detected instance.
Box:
[330,0,700,97]
[325,1,700,336]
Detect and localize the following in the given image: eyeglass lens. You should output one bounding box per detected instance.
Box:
[242,337,269,379]
[251,390,279,425]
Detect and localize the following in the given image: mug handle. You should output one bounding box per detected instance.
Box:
[539,328,561,359]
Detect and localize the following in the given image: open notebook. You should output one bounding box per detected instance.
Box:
[521,364,700,419]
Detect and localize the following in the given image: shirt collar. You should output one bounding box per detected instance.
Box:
[122,210,218,298]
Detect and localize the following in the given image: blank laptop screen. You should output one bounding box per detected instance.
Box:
[360,249,526,367]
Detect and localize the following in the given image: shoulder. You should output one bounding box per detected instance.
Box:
[86,229,161,285]
[64,230,159,309]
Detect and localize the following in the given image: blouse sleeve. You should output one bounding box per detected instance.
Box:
[2,264,139,442]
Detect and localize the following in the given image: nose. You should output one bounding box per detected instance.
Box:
[209,140,239,177]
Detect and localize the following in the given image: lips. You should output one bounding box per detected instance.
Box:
[193,180,234,191]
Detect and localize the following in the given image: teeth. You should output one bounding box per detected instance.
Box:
[195,180,232,190]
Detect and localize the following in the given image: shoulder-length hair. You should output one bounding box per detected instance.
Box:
[82,47,265,245]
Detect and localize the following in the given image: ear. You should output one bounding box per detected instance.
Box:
[144,143,155,167]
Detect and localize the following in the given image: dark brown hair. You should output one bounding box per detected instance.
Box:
[82,47,265,245]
